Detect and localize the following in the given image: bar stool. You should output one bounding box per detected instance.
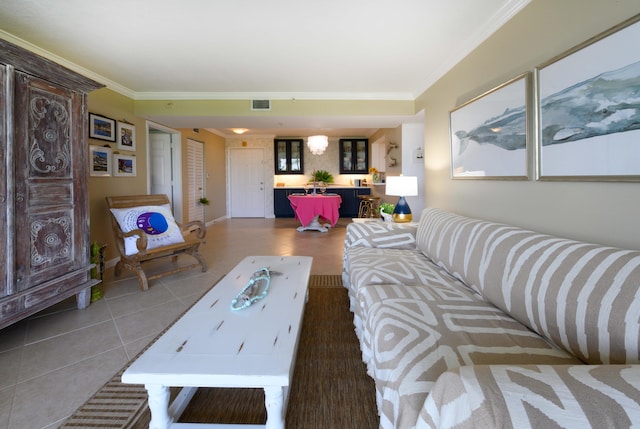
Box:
[358,195,380,218]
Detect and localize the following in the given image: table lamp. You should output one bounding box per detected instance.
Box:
[385,175,418,223]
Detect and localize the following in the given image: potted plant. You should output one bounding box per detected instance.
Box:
[310,169,334,184]
[378,202,395,222]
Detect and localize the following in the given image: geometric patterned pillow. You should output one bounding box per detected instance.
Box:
[110,204,184,255]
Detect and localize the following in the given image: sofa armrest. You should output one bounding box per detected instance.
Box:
[418,364,640,429]
[344,221,418,251]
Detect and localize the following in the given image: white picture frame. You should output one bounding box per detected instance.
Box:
[536,14,640,181]
[450,73,530,180]
[89,145,112,176]
[116,122,136,152]
[113,154,137,177]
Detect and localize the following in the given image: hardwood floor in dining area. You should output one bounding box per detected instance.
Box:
[0,217,350,429]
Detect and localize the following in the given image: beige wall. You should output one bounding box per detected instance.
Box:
[416,0,640,250]
[87,89,147,261]
[87,90,227,261]
[178,129,227,224]
[367,127,402,205]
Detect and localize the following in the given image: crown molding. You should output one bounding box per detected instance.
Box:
[132,91,415,101]
[414,0,531,96]
[0,31,137,99]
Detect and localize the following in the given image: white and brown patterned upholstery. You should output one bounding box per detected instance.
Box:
[343,210,640,429]
[416,208,640,365]
[419,365,640,429]
[360,283,579,429]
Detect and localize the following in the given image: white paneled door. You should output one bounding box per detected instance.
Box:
[186,139,205,223]
[229,148,265,217]
[150,133,173,198]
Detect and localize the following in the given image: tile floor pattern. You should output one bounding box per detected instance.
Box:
[0,217,350,429]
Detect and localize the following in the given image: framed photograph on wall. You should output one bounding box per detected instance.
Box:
[89,145,112,176]
[450,73,529,180]
[113,154,136,177]
[536,14,640,181]
[116,122,136,151]
[89,113,116,142]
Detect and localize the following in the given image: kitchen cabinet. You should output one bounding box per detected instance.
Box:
[333,188,371,218]
[274,188,304,217]
[274,138,304,174]
[274,187,371,219]
[0,39,103,329]
[339,138,369,174]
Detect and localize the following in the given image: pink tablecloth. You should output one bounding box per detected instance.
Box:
[288,194,342,227]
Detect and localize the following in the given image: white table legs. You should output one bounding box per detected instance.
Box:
[264,386,285,429]
[296,214,331,232]
[145,384,286,429]
[146,384,172,429]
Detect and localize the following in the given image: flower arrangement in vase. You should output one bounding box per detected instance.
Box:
[369,167,379,183]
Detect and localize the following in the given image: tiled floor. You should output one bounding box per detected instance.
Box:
[0,217,349,429]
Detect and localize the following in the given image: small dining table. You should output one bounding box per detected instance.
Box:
[288,193,342,232]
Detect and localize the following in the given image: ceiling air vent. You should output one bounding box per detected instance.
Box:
[251,99,271,111]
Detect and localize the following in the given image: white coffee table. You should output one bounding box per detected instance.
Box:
[121,255,313,429]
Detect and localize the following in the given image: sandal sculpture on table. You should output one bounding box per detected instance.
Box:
[231,267,281,311]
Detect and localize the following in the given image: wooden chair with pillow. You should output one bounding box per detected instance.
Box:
[106,194,207,290]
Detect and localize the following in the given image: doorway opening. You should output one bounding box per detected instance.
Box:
[146,121,183,222]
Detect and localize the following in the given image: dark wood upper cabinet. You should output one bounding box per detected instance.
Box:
[274,138,304,174]
[339,138,369,174]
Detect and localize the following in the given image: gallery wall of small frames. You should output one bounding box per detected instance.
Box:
[88,113,136,177]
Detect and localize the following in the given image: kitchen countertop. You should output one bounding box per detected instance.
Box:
[275,185,371,189]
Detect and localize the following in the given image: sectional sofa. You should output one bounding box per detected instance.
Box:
[342,208,640,428]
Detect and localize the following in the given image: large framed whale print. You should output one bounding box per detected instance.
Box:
[536,14,640,181]
[450,73,529,180]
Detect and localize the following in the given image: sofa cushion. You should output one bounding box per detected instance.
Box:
[344,244,473,351]
[345,221,419,250]
[419,364,640,429]
[359,282,580,429]
[416,208,640,365]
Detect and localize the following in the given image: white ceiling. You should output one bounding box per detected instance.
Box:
[0,0,529,137]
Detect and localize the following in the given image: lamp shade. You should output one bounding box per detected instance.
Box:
[385,176,418,223]
[307,135,329,155]
[385,176,418,197]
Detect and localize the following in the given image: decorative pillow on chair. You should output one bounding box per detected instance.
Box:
[110,204,185,255]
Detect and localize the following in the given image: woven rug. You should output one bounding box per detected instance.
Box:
[62,274,378,428]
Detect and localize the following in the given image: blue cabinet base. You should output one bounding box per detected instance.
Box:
[274,188,371,219]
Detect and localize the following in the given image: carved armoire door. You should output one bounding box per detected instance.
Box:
[12,72,90,293]
[0,64,7,297]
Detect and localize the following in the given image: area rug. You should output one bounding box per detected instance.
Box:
[61,274,378,428]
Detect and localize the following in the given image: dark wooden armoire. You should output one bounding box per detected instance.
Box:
[0,39,104,329]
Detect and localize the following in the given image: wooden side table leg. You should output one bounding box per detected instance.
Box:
[264,386,285,429]
[146,384,172,429]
